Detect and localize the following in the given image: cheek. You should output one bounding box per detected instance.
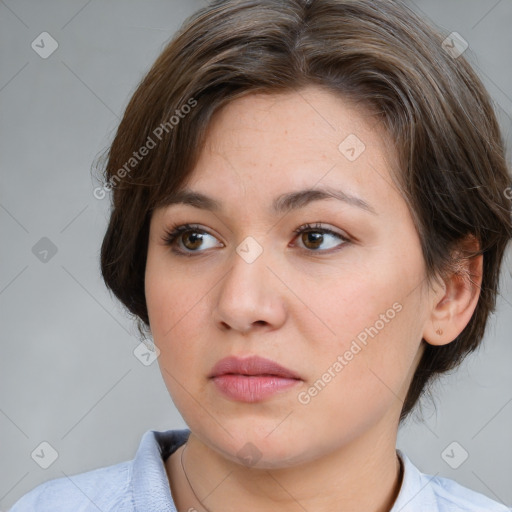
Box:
[291,247,425,397]
[293,291,421,441]
[288,263,398,353]
[146,254,189,352]
[146,272,204,417]
[145,243,208,335]
[304,303,422,442]
[146,272,202,351]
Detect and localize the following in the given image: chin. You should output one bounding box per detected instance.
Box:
[196,421,316,469]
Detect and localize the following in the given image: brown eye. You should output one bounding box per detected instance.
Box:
[300,231,324,250]
[292,223,349,252]
[180,230,204,251]
[163,224,222,255]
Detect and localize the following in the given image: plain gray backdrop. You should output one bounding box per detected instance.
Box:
[1,0,511,510]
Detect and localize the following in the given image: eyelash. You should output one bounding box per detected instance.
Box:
[162,222,350,257]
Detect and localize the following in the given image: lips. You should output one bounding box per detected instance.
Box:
[208,355,302,402]
[208,355,301,380]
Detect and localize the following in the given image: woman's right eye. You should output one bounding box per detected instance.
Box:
[162,224,222,255]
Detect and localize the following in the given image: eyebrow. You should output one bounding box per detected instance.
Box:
[160,185,377,216]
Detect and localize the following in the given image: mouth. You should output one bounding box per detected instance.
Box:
[208,355,301,379]
[208,355,302,402]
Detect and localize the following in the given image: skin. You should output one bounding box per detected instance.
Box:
[145,86,482,512]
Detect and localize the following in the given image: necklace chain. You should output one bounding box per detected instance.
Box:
[179,441,404,512]
[180,441,213,512]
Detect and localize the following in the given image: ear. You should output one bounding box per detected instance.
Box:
[423,236,483,346]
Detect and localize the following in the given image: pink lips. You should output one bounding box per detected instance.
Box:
[209,355,302,402]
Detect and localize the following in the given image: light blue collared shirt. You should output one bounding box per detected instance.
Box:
[9,429,510,511]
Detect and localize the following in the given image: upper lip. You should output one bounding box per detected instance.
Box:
[209,355,301,379]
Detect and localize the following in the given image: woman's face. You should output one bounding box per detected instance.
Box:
[145,86,436,467]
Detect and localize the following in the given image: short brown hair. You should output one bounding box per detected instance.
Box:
[98,0,511,422]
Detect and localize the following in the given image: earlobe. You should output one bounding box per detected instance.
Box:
[423,239,483,347]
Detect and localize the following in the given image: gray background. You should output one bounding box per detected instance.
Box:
[1,0,511,509]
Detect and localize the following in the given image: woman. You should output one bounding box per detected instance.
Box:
[10,0,511,510]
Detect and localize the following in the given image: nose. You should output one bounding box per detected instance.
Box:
[213,242,287,335]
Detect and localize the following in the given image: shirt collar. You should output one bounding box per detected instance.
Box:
[131,430,436,512]
[391,449,437,511]
[131,429,190,512]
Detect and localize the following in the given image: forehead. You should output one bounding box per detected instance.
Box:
[167,86,403,216]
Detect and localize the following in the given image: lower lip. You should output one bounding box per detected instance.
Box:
[211,374,301,402]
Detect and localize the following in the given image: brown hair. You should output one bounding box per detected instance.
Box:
[98,0,511,422]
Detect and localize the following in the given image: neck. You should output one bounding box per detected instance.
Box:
[167,424,404,512]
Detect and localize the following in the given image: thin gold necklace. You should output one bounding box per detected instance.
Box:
[179,441,405,512]
[180,441,213,512]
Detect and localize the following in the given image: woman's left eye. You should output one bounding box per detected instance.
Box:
[162,222,349,256]
[291,223,349,252]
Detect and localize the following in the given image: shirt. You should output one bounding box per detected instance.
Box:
[9,428,511,512]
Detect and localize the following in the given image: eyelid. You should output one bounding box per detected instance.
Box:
[161,223,223,248]
[292,222,350,241]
